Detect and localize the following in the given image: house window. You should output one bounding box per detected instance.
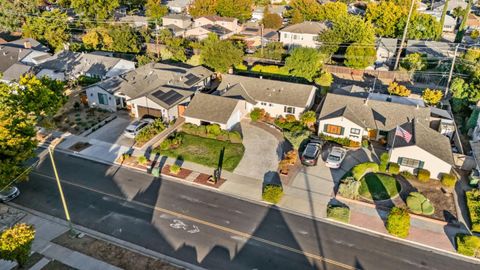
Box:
[398,157,424,168]
[293,35,298,40]
[350,128,361,135]
[324,124,344,135]
[98,93,108,105]
[284,33,287,38]
[261,102,267,106]
[284,106,295,114]
[269,103,273,107]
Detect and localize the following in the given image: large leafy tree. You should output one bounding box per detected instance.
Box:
[145,0,168,21]
[288,0,347,22]
[215,0,253,22]
[200,34,243,72]
[82,27,114,50]
[283,47,324,81]
[344,43,376,69]
[83,25,140,53]
[262,6,282,29]
[253,42,285,60]
[71,0,120,19]
[22,10,70,52]
[366,1,406,37]
[288,0,321,21]
[400,53,427,73]
[0,0,38,32]
[189,0,218,18]
[0,223,35,268]
[408,13,441,40]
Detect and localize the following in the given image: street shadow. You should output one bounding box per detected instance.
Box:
[174,157,184,167]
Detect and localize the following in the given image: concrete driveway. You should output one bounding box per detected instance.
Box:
[233,121,283,180]
[86,113,135,147]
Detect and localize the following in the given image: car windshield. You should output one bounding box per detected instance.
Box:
[126,121,140,132]
[328,153,341,162]
[304,144,319,158]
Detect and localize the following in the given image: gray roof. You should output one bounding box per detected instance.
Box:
[0,39,50,74]
[406,41,456,58]
[0,46,22,72]
[2,63,31,81]
[378,38,398,53]
[388,121,453,164]
[163,14,192,21]
[4,38,50,53]
[219,74,315,107]
[184,93,241,124]
[319,93,431,130]
[331,85,369,98]
[279,21,329,35]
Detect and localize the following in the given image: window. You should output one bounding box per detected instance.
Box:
[293,35,298,40]
[398,157,424,168]
[284,33,287,38]
[350,128,361,135]
[98,93,108,105]
[269,103,273,107]
[261,102,267,106]
[324,124,344,135]
[284,106,295,114]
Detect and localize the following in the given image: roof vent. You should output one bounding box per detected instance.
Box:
[23,41,31,49]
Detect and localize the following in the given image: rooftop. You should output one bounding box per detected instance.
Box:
[279,21,329,35]
[184,93,241,124]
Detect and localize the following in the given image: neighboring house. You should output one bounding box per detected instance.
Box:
[279,21,329,48]
[185,24,233,40]
[36,51,135,81]
[432,0,467,12]
[375,38,398,69]
[193,16,241,33]
[252,6,265,21]
[422,11,456,32]
[85,63,213,120]
[1,63,32,83]
[162,14,192,29]
[167,0,191,13]
[318,91,454,178]
[119,15,148,28]
[405,40,457,61]
[467,13,480,31]
[184,93,248,130]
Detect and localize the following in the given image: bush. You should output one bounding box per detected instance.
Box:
[250,108,265,122]
[400,170,415,181]
[416,169,431,182]
[234,63,248,70]
[319,133,353,147]
[379,152,390,172]
[388,163,400,174]
[284,130,310,149]
[406,192,435,215]
[169,164,181,174]
[362,139,369,148]
[326,205,350,223]
[466,189,480,233]
[441,173,457,188]
[206,124,221,136]
[262,184,283,204]
[338,177,361,199]
[352,162,379,181]
[314,71,333,87]
[137,156,148,165]
[386,207,410,238]
[228,131,242,143]
[159,139,172,150]
[456,234,480,258]
[251,64,289,75]
[135,119,166,144]
[0,223,36,267]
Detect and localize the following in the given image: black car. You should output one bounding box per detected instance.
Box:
[300,138,324,166]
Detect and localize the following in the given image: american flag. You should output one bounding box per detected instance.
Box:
[395,126,412,143]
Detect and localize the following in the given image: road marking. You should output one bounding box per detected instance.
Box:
[31,171,357,270]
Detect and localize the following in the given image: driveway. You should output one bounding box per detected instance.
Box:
[233,121,283,180]
[86,112,135,147]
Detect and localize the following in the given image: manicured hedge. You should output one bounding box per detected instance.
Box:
[388,162,400,174]
[466,189,480,233]
[181,123,242,143]
[386,207,410,238]
[262,184,284,204]
[417,168,431,183]
[456,234,480,258]
[352,162,379,181]
[441,173,457,188]
[406,192,435,216]
[326,205,350,223]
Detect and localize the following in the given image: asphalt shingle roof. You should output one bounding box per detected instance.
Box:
[183,93,240,124]
[279,21,329,35]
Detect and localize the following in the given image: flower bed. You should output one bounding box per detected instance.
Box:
[160,164,192,179]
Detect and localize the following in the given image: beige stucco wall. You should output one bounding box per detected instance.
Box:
[318,117,367,142]
[279,31,320,48]
[86,86,117,111]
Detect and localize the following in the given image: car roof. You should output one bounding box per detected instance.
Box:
[330,147,346,154]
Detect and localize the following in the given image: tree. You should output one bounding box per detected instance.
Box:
[200,35,244,72]
[291,9,304,24]
[344,43,376,69]
[145,0,168,21]
[215,0,253,22]
[452,6,466,20]
[165,37,187,62]
[0,223,35,268]
[388,82,411,97]
[386,207,410,238]
[408,13,441,40]
[82,27,113,50]
[314,71,333,87]
[316,2,348,22]
[300,111,316,128]
[109,24,141,53]
[71,0,120,19]
[136,54,158,66]
[262,7,282,29]
[456,0,473,42]
[450,77,480,102]
[253,42,285,60]
[189,0,218,18]
[366,1,406,37]
[283,47,324,81]
[422,89,443,106]
[288,0,321,21]
[400,53,427,72]
[0,1,38,32]
[22,10,70,52]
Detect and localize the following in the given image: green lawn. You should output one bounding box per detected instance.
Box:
[159,133,245,171]
[358,173,401,201]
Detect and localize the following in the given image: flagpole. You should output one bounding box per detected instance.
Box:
[390,126,398,153]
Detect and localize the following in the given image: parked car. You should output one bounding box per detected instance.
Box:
[0,186,20,202]
[325,147,347,169]
[124,118,154,138]
[300,137,324,166]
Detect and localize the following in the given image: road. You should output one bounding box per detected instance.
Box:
[12,150,479,270]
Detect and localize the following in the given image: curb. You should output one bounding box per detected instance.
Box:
[8,203,206,270]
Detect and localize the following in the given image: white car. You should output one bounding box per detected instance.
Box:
[0,186,20,202]
[325,147,347,169]
[124,118,154,138]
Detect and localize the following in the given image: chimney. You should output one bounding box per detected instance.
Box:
[23,41,31,49]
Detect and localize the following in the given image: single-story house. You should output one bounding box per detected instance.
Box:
[193,15,241,34]
[162,14,192,29]
[184,93,247,130]
[167,0,191,13]
[185,24,233,40]
[36,51,135,81]
[0,63,32,83]
[432,0,467,12]
[279,21,329,48]
[119,15,148,28]
[388,120,453,179]
[85,63,213,120]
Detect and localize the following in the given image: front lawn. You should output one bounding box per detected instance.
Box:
[358,173,401,201]
[157,133,245,171]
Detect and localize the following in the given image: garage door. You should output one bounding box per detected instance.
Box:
[137,106,162,118]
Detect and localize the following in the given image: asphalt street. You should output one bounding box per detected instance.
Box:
[11,150,480,270]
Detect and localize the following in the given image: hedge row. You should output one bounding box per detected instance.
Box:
[181,123,242,143]
[466,189,480,233]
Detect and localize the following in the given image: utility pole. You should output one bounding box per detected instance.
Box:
[260,23,264,57]
[445,43,460,96]
[155,19,160,59]
[394,0,415,70]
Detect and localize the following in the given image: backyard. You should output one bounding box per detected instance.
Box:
[358,173,401,201]
[156,133,245,172]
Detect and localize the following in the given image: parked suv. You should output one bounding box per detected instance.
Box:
[124,118,154,138]
[300,136,324,166]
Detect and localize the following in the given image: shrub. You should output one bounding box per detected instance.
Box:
[206,124,221,136]
[284,130,310,149]
[251,64,289,75]
[441,173,457,188]
[250,108,265,122]
[379,152,390,172]
[0,223,35,267]
[319,133,353,147]
[386,207,410,238]
[338,177,361,199]
[284,150,298,165]
[456,234,480,258]
[352,162,379,181]
[135,119,166,144]
[169,164,181,174]
[326,205,350,223]
[262,184,284,204]
[228,131,242,143]
[314,71,333,87]
[466,189,480,233]
[234,63,248,70]
[400,170,415,181]
[160,139,172,150]
[388,163,400,174]
[362,139,369,148]
[406,192,435,215]
[388,82,411,97]
[416,169,431,183]
[137,156,148,165]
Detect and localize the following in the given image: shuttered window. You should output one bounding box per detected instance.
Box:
[324,124,344,135]
[398,157,422,168]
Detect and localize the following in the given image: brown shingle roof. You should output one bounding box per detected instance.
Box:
[184,93,240,124]
[279,21,329,35]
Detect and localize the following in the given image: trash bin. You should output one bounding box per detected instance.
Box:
[469,169,480,187]
[152,167,160,177]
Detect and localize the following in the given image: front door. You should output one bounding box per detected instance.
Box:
[368,129,377,140]
[178,104,186,117]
